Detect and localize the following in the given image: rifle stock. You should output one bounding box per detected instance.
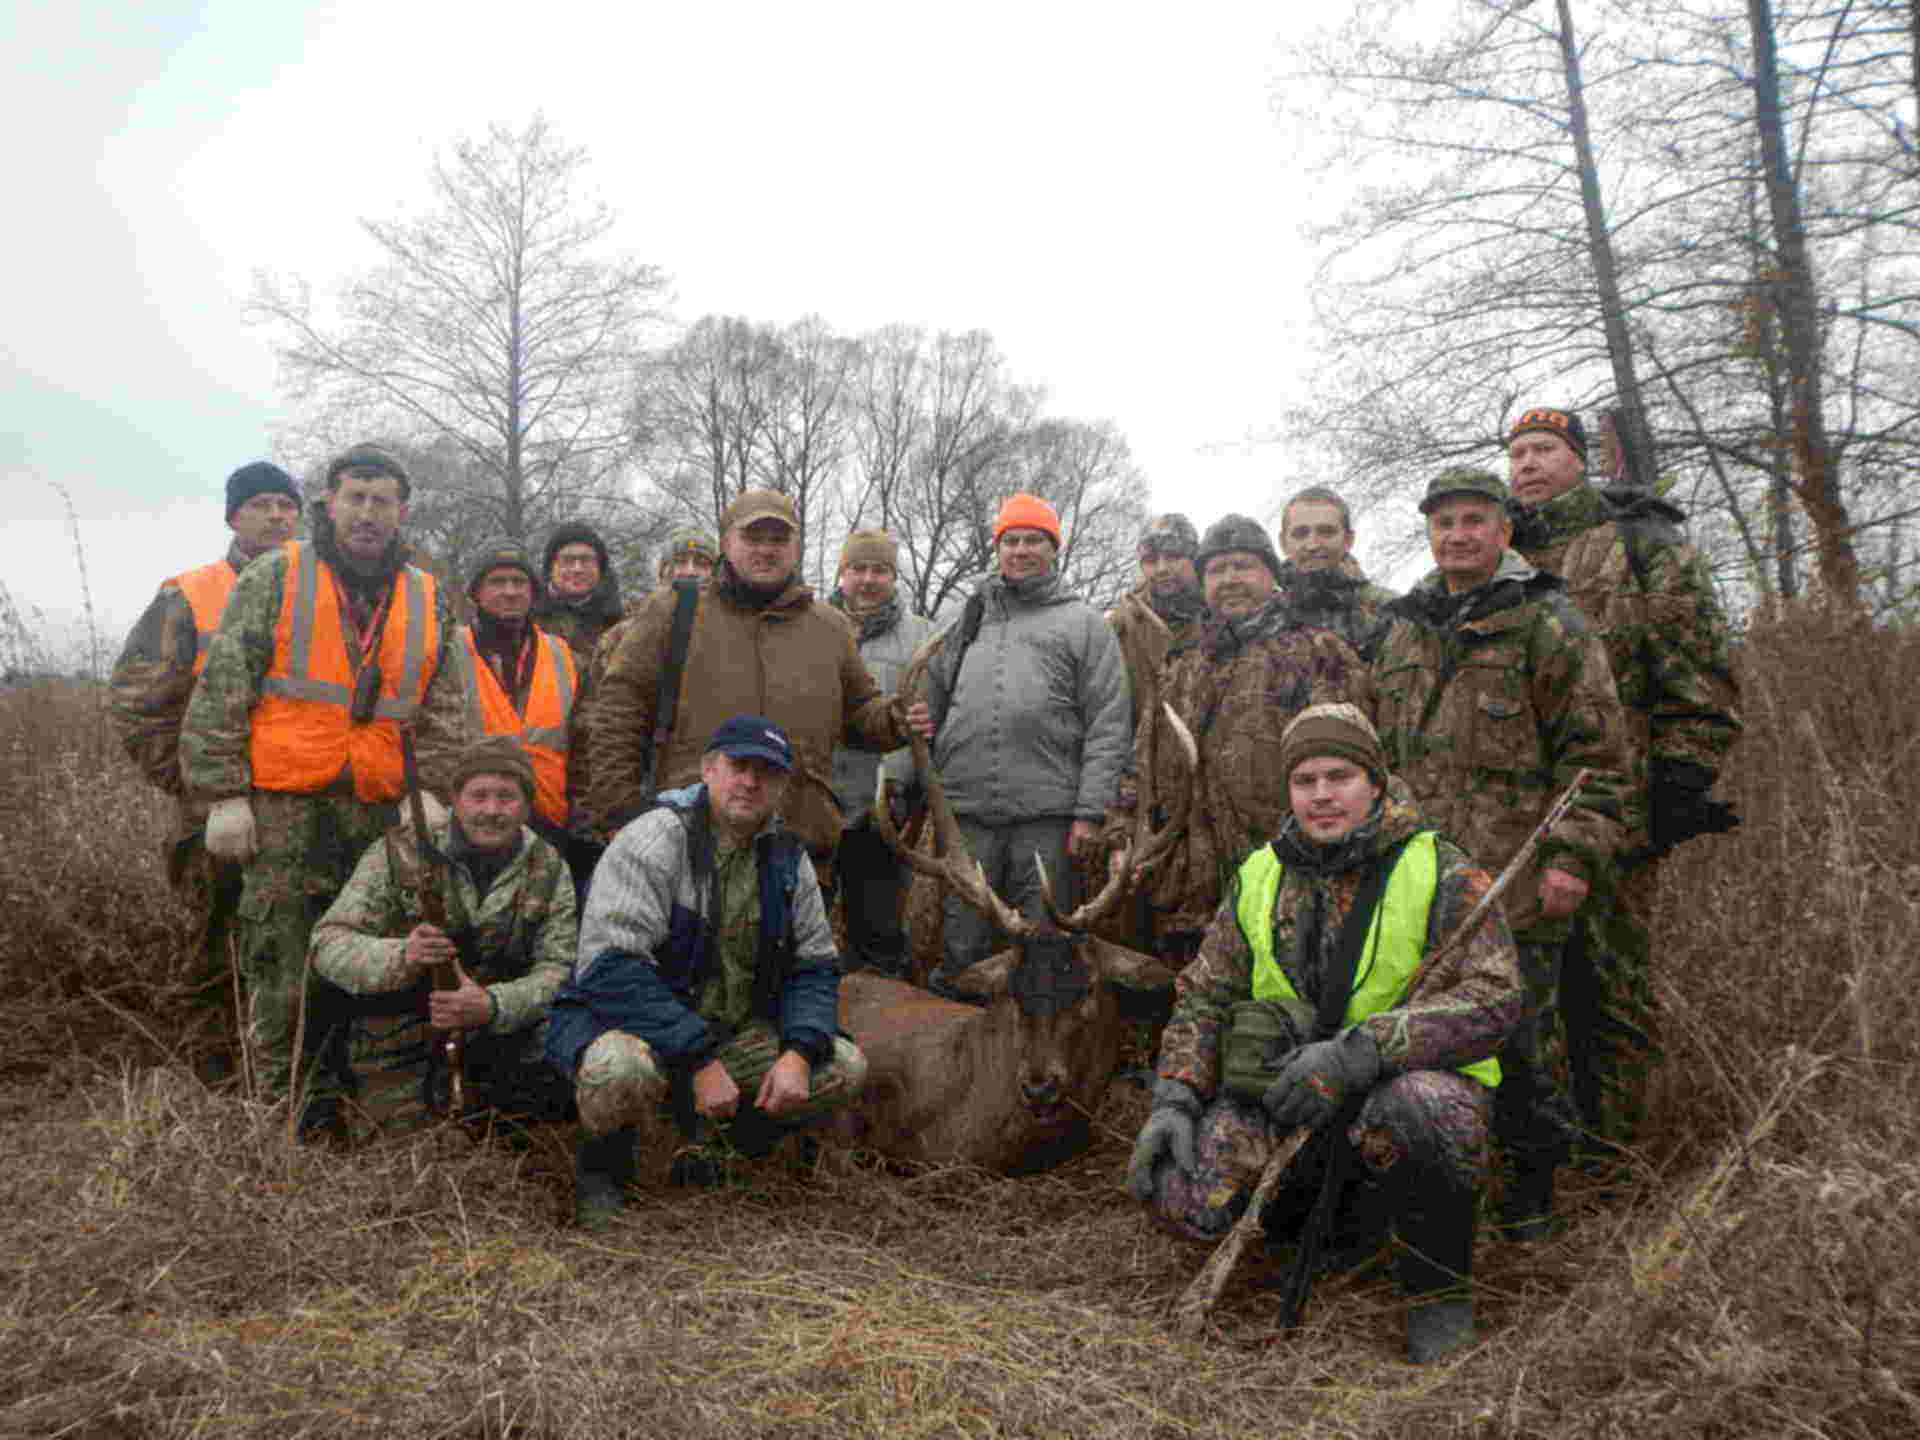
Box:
[401,727,468,1118]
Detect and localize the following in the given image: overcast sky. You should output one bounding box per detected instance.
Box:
[4,0,1391,661]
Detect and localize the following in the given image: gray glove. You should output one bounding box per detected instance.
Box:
[1125,1078,1202,1202]
[204,796,257,863]
[1261,1029,1381,1132]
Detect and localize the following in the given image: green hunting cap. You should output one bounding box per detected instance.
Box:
[1419,467,1509,514]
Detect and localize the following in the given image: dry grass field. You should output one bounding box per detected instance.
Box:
[2,609,1916,1438]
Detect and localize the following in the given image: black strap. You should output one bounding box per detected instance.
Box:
[653,578,701,755]
[928,590,986,732]
[1311,837,1410,1043]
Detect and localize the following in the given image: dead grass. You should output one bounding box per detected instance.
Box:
[2,611,1917,1438]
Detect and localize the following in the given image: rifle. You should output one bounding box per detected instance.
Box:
[400,726,469,1119]
[1171,768,1593,1339]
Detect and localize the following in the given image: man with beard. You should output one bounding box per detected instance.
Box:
[1109,516,1367,969]
[308,738,575,1135]
[1505,407,1741,1156]
[110,460,303,1071]
[453,542,580,859]
[828,529,934,977]
[1108,513,1207,723]
[1274,485,1398,661]
[590,491,927,885]
[1129,704,1522,1363]
[1371,467,1628,1237]
[181,445,471,1137]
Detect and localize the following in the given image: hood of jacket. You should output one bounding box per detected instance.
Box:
[1393,549,1557,630]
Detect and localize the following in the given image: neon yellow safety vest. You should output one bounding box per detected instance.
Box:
[1234,831,1500,1089]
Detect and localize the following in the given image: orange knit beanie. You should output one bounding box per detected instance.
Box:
[991,492,1061,547]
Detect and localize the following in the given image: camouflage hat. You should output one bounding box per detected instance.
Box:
[450,737,536,805]
[1195,513,1283,582]
[466,539,542,600]
[661,526,719,563]
[1138,512,1199,558]
[1508,406,1587,460]
[1280,702,1387,783]
[838,528,898,572]
[1418,468,1509,514]
[720,489,799,533]
[323,444,412,500]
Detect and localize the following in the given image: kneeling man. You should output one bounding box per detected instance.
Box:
[1128,704,1522,1363]
[308,738,577,1137]
[547,715,867,1228]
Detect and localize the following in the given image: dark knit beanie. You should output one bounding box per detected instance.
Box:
[225,461,301,522]
[466,539,542,600]
[1280,703,1387,784]
[541,521,612,583]
[1508,407,1587,460]
[450,737,537,805]
[1195,513,1283,583]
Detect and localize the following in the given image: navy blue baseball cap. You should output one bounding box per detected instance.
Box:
[705,714,794,772]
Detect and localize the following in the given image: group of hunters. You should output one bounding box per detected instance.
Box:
[108,406,1741,1364]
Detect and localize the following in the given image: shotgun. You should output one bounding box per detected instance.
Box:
[401,726,468,1118]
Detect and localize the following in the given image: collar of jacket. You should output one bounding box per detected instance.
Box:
[829,588,903,643]
[1277,559,1366,613]
[656,781,788,844]
[1270,775,1425,875]
[1397,550,1551,630]
[224,537,261,574]
[984,569,1065,613]
[1201,589,1294,659]
[716,560,812,615]
[534,572,623,627]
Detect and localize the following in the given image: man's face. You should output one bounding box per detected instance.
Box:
[723,518,799,588]
[548,542,601,598]
[1280,501,1352,574]
[701,749,790,835]
[996,527,1055,582]
[1426,497,1513,593]
[1508,432,1585,506]
[229,492,300,559]
[1138,546,1198,598]
[326,471,408,566]
[665,551,715,582]
[838,559,896,609]
[1202,552,1277,619]
[454,773,529,852]
[474,566,533,622]
[1289,755,1383,845]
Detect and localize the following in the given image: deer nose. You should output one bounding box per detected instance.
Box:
[1021,1074,1061,1107]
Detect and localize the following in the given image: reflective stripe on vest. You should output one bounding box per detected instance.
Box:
[248,541,441,802]
[1234,832,1500,1089]
[168,560,239,677]
[456,624,577,827]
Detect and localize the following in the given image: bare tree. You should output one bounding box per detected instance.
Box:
[251,115,667,541]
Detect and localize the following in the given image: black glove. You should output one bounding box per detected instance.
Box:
[1126,1078,1201,1201]
[1261,1029,1381,1132]
[1649,759,1740,854]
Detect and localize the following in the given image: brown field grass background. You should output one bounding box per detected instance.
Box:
[1,611,1916,1438]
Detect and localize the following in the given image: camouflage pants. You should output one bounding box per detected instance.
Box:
[574,1022,868,1138]
[940,817,1078,989]
[232,791,398,1101]
[1493,938,1581,1170]
[1559,861,1660,1151]
[1143,1072,1493,1243]
[166,834,245,1056]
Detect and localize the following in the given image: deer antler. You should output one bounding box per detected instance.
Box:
[875,632,1033,940]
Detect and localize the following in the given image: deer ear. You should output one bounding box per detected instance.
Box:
[944,948,1016,1000]
[1088,939,1176,993]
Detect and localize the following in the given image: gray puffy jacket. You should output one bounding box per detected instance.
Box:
[904,572,1131,826]
[830,598,936,819]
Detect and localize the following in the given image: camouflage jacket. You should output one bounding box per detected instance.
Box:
[1157,779,1523,1100]
[1371,552,1628,941]
[1276,557,1398,663]
[310,817,575,1036]
[178,532,470,801]
[1106,580,1206,731]
[1510,483,1741,840]
[532,573,625,664]
[1112,592,1370,931]
[108,538,256,833]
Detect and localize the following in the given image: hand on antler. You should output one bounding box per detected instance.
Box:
[902,700,934,741]
[1067,819,1101,862]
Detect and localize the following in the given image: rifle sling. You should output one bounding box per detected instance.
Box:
[651,578,701,759]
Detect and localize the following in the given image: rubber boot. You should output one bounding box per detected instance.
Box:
[1399,1189,1478,1365]
[1500,1159,1557,1244]
[574,1126,637,1231]
[296,1094,350,1148]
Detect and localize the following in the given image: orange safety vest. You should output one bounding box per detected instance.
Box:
[169,559,241,677]
[248,541,442,802]
[456,624,577,827]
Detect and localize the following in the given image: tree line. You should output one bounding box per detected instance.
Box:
[249,117,1147,617]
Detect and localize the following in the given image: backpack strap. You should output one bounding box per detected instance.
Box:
[652,578,701,760]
